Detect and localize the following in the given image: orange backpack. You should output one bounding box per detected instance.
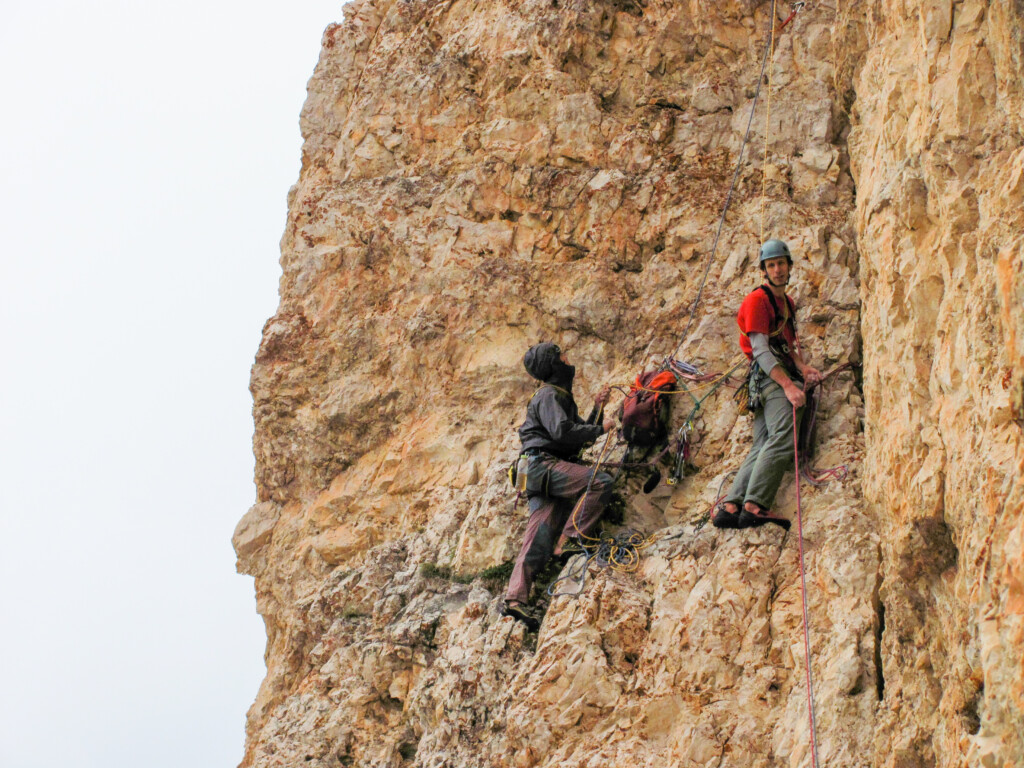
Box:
[621,370,678,447]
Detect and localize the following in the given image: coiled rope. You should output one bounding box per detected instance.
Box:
[547,431,657,598]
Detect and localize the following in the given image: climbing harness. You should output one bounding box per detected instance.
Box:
[792,401,822,768]
[508,381,595,509]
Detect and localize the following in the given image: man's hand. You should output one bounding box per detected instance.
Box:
[602,416,617,433]
[800,365,823,387]
[594,385,611,409]
[783,380,806,409]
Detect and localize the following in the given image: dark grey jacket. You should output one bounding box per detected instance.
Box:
[518,385,603,460]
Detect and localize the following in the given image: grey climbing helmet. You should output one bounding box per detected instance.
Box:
[759,238,792,265]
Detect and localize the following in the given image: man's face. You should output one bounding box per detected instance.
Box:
[762,256,791,287]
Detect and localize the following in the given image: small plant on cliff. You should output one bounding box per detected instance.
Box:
[420,560,514,587]
[477,560,514,586]
[419,562,457,581]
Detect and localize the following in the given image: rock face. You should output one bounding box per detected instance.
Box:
[849,3,1024,765]
[234,1,1023,766]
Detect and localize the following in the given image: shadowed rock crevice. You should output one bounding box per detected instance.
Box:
[873,580,885,703]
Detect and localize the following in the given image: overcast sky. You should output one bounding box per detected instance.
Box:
[0,2,342,766]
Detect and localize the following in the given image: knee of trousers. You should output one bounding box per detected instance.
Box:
[592,471,615,503]
[763,439,797,461]
[527,494,548,514]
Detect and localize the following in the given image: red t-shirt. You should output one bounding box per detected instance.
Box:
[736,286,798,361]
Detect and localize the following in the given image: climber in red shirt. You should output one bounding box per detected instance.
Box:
[713,239,822,530]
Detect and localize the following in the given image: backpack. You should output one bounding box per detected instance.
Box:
[621,369,678,447]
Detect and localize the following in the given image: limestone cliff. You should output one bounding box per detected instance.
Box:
[233,1,1023,766]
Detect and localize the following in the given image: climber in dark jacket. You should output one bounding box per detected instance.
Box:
[502,341,616,629]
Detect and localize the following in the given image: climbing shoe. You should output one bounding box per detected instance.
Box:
[553,537,585,563]
[712,504,741,529]
[738,507,791,531]
[500,602,540,632]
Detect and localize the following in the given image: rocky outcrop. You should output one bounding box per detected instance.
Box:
[849,2,1024,765]
[234,1,1023,766]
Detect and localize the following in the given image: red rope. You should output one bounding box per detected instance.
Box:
[793,403,822,768]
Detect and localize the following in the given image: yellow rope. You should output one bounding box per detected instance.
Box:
[759,0,778,243]
[562,358,744,568]
[564,430,660,567]
[569,431,618,544]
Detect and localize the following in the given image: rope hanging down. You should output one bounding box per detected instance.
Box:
[793,401,822,768]
[798,362,857,485]
[759,2,778,242]
[670,0,788,362]
[760,1,806,239]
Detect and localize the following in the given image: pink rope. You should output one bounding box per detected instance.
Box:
[793,403,822,768]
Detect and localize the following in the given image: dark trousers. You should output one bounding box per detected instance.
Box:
[505,456,613,604]
[727,379,804,511]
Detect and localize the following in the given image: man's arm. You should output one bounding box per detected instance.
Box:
[535,390,606,445]
[584,385,611,425]
[750,333,806,408]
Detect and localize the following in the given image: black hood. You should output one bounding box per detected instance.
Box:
[523,342,560,382]
[523,342,574,389]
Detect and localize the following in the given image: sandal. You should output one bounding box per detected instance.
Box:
[500,601,540,631]
[712,503,742,529]
[738,503,791,531]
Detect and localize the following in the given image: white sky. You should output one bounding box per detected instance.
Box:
[0,3,343,766]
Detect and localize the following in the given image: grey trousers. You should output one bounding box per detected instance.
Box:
[727,379,804,511]
[505,456,613,605]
